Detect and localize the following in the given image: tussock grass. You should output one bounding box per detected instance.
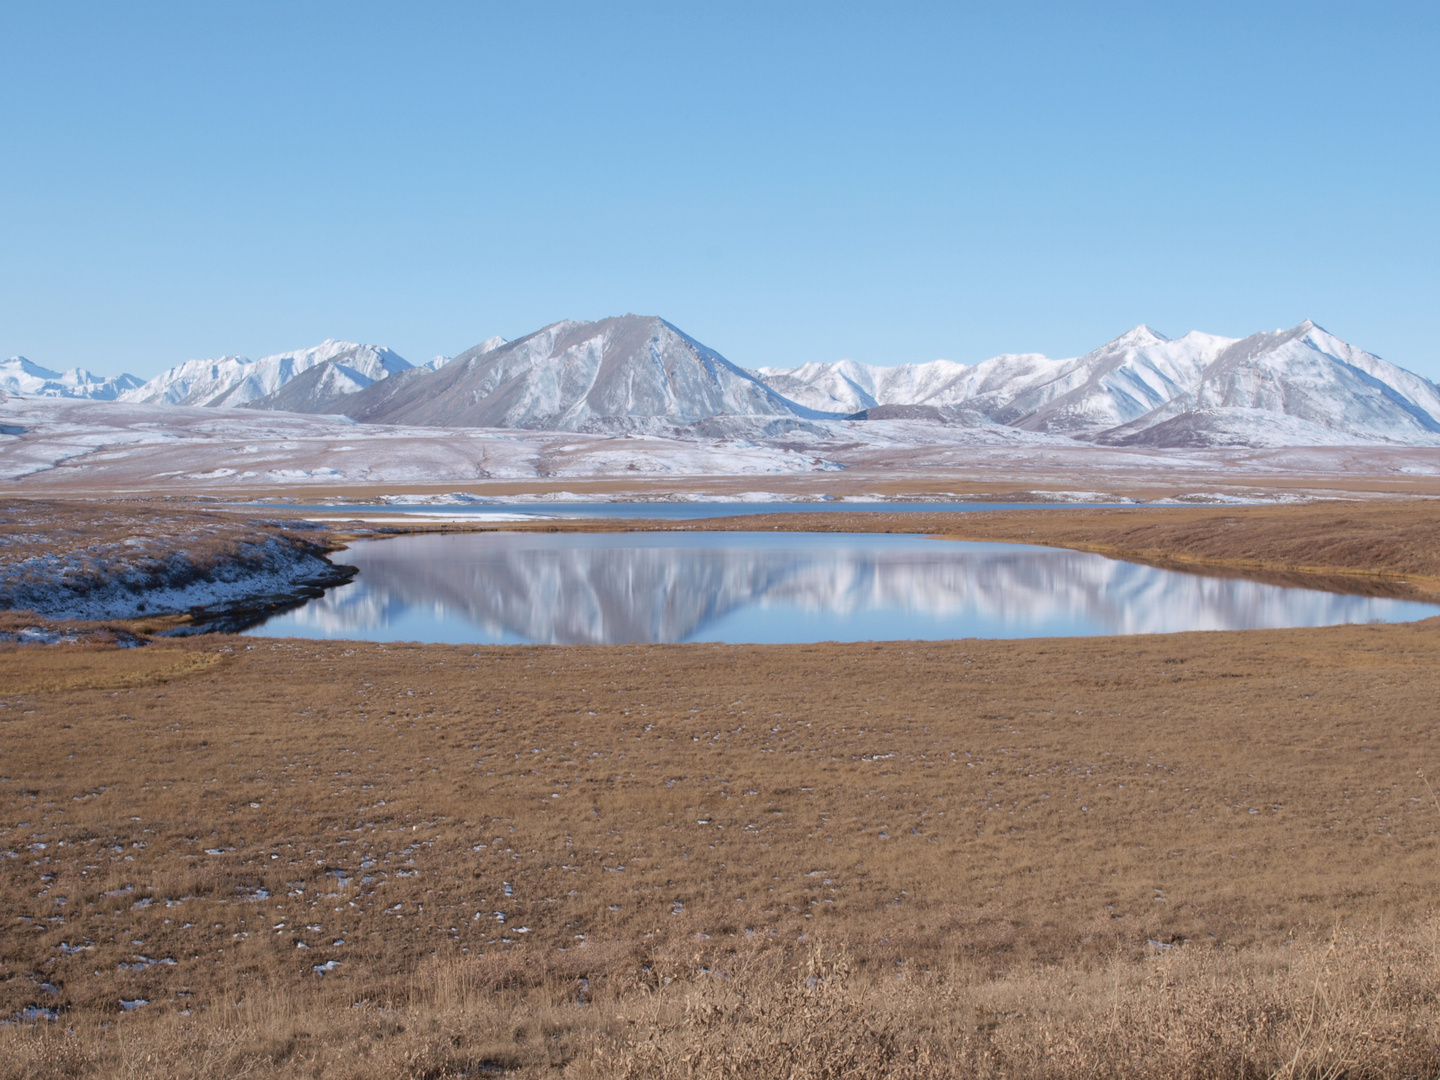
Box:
[3,498,1440,1075]
[3,628,1440,1073]
[4,928,1439,1078]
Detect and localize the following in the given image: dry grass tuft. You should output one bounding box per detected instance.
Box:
[3,928,1439,1078]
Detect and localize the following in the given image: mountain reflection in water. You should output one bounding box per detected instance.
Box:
[246,532,1440,645]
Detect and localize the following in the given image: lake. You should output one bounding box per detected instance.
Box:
[276,500,1130,521]
[243,532,1440,645]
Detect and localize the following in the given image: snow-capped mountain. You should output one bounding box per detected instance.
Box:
[756,322,1440,446]
[0,356,143,400]
[344,316,822,431]
[756,327,1233,432]
[754,357,976,413]
[1093,322,1440,447]
[16,317,1440,448]
[121,340,411,408]
[966,326,1234,434]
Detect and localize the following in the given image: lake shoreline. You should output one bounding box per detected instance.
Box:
[1,498,1438,639]
[245,529,1440,645]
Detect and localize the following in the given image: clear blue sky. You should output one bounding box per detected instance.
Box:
[3,2,1437,379]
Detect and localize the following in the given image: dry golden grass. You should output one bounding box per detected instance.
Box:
[609,499,1440,601]
[4,497,1440,1076]
[0,500,326,567]
[3,923,1440,1077]
[2,619,1440,1076]
[0,499,345,634]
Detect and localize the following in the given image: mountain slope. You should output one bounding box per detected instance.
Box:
[755,327,1235,433]
[1094,322,1440,447]
[752,358,975,413]
[973,327,1235,434]
[424,336,506,372]
[121,341,410,408]
[241,344,415,414]
[1,357,143,400]
[345,315,825,431]
[755,323,1440,446]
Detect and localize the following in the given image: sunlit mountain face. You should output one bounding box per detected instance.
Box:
[46,316,1437,449]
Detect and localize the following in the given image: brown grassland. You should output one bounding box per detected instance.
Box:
[1,498,1440,1077]
[605,500,1440,602]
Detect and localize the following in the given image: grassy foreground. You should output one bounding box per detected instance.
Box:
[3,617,1440,1077]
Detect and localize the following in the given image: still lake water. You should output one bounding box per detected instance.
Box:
[244,532,1440,645]
[277,501,1125,521]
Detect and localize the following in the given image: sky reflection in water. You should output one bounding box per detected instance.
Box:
[246,532,1440,645]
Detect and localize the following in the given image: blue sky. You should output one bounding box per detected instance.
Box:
[2,2,1437,379]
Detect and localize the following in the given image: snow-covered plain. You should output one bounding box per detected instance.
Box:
[4,394,1439,499]
[0,397,850,488]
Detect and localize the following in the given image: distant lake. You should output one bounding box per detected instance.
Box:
[277,500,1129,521]
[244,532,1440,645]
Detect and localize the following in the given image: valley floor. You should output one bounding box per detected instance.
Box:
[6,395,1440,504]
[2,499,1439,1077]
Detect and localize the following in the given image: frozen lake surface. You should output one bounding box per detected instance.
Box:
[245,532,1440,645]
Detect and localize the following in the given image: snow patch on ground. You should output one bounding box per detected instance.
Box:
[0,534,347,622]
[3,396,1440,501]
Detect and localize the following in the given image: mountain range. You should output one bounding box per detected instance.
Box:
[758,320,1440,447]
[116,339,413,409]
[0,356,142,400]
[8,316,1440,448]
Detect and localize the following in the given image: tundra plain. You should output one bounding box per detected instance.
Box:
[2,498,1439,1078]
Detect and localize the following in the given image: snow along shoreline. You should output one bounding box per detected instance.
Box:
[0,532,355,633]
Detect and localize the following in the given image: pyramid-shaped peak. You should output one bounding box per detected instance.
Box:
[1099,325,1171,350]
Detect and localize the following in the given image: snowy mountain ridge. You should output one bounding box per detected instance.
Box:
[10,318,1440,448]
[425,336,506,371]
[755,321,1440,446]
[1,356,143,401]
[1091,321,1440,447]
[119,340,411,408]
